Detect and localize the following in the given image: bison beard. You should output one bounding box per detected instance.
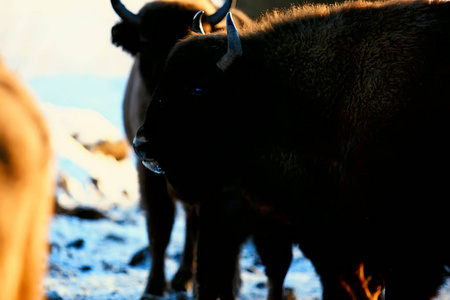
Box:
[134,0,450,299]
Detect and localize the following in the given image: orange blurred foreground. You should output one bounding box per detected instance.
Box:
[0,57,54,300]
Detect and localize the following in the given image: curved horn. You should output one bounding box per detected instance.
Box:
[111,0,140,26]
[205,0,236,27]
[217,13,243,71]
[192,11,206,34]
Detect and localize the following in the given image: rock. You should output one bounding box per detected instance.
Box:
[80,265,92,272]
[104,233,126,243]
[129,246,150,267]
[46,290,63,300]
[55,201,108,220]
[88,140,129,161]
[66,239,84,249]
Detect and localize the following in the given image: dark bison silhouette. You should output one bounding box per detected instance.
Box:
[134,0,450,299]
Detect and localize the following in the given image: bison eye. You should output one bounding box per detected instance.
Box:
[188,87,208,97]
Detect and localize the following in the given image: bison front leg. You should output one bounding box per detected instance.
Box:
[253,232,292,300]
[195,191,251,300]
[171,203,198,292]
[309,252,383,300]
[385,261,446,300]
[139,164,175,298]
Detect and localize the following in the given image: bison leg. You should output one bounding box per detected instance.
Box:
[385,262,447,300]
[139,163,175,297]
[310,258,384,300]
[253,232,292,300]
[300,239,358,300]
[320,271,360,300]
[171,203,199,292]
[195,190,251,300]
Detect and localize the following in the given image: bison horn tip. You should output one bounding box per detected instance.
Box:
[217,12,243,71]
[111,0,140,26]
[192,11,206,34]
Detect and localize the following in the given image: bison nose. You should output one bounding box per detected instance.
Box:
[132,134,150,161]
[133,133,165,174]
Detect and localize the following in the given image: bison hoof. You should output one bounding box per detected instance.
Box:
[171,271,192,292]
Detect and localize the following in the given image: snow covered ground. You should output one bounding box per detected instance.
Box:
[1,0,449,299]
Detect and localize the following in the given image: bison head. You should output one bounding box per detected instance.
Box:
[133,13,276,199]
[111,0,236,55]
[111,0,251,91]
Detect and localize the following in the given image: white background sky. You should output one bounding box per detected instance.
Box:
[0,0,150,79]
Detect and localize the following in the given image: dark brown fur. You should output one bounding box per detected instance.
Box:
[236,0,343,19]
[135,0,450,298]
[0,58,54,300]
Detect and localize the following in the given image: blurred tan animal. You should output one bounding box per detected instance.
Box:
[0,58,54,300]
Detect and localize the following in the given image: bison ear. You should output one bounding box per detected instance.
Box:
[217,13,243,71]
[111,22,140,56]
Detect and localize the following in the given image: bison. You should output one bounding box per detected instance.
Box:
[133,0,450,299]
[0,58,54,300]
[111,0,255,298]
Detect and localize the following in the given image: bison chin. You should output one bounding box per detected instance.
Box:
[142,159,165,174]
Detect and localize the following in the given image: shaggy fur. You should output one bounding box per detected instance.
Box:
[135,0,450,299]
[236,0,341,19]
[0,58,54,300]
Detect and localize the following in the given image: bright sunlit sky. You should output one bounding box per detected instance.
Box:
[0,0,150,80]
[0,0,160,132]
